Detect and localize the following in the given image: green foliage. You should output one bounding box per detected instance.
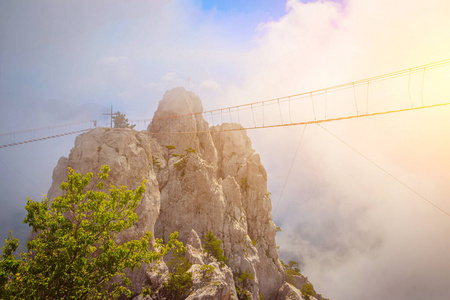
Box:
[237,270,254,285]
[0,166,179,300]
[142,286,152,297]
[203,231,227,267]
[166,246,191,274]
[318,294,329,300]
[162,272,192,300]
[0,232,20,297]
[301,283,315,300]
[281,260,302,286]
[165,145,179,162]
[184,147,196,154]
[174,158,186,170]
[235,270,254,300]
[276,226,282,232]
[240,177,249,191]
[152,156,161,168]
[251,239,256,246]
[113,111,136,129]
[236,288,251,300]
[288,261,300,273]
[199,264,215,281]
[160,246,193,300]
[173,158,187,175]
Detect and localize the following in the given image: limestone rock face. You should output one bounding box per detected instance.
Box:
[45,87,326,300]
[148,87,218,169]
[187,262,235,300]
[276,281,323,300]
[153,120,283,298]
[45,128,161,295]
[47,128,160,245]
[276,282,305,300]
[212,124,284,298]
[140,229,237,300]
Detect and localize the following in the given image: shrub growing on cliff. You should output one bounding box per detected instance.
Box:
[199,264,215,281]
[0,166,180,299]
[159,246,193,300]
[301,283,315,300]
[203,231,227,267]
[281,260,302,286]
[113,111,136,129]
[235,270,254,300]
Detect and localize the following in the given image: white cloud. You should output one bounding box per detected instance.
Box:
[222,1,450,300]
[2,1,450,299]
[199,79,222,93]
[161,72,177,81]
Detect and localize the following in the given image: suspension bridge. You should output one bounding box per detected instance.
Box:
[1,58,450,217]
[1,58,450,146]
[0,121,96,149]
[146,58,450,134]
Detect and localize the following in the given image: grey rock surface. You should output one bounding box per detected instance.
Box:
[43,87,326,300]
[276,282,305,300]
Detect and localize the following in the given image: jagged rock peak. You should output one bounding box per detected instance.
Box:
[147,87,218,167]
[153,87,203,118]
[43,88,328,300]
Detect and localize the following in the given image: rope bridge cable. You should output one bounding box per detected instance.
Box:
[144,102,450,134]
[0,120,95,137]
[273,124,308,217]
[0,129,93,149]
[142,58,450,134]
[0,120,96,149]
[317,123,450,217]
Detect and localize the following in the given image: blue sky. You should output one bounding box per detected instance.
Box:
[201,0,287,19]
[1,1,450,300]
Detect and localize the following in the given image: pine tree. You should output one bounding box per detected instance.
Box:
[113,111,136,129]
[203,231,227,267]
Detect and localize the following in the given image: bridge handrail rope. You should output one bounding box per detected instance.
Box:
[0,129,93,149]
[144,102,449,135]
[0,120,96,149]
[0,120,95,136]
[5,59,448,146]
[144,58,450,134]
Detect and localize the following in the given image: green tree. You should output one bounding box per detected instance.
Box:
[301,283,315,300]
[281,259,302,286]
[113,111,136,129]
[159,247,193,300]
[0,165,180,299]
[203,231,227,267]
[287,260,301,274]
[235,270,254,300]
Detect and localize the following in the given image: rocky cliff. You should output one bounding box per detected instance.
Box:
[47,87,326,300]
